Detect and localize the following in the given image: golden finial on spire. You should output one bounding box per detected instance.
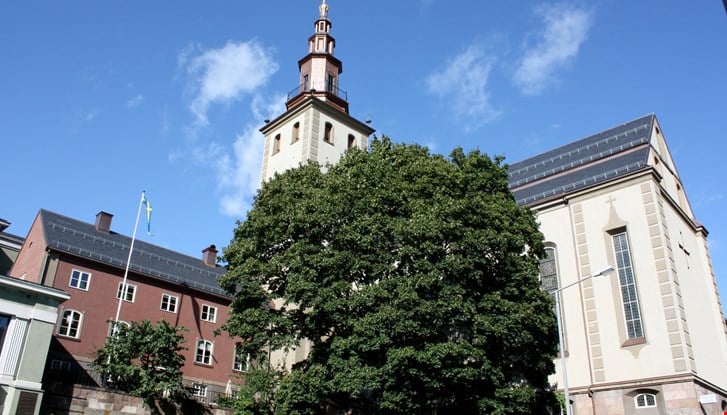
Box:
[319,0,329,18]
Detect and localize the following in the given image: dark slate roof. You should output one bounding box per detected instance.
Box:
[0,231,24,246]
[508,114,655,206]
[39,209,228,298]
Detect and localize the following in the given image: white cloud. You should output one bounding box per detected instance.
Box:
[184,40,278,126]
[177,93,285,217]
[426,44,500,131]
[514,4,593,96]
[216,93,285,216]
[126,94,144,108]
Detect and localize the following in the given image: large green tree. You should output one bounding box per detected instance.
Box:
[221,138,558,414]
[93,320,188,404]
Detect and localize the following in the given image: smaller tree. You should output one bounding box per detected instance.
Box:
[94,320,188,404]
[231,365,284,415]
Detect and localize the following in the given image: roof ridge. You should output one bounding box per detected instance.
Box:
[40,208,222,269]
[508,114,655,170]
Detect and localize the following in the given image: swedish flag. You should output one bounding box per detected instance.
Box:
[141,193,153,235]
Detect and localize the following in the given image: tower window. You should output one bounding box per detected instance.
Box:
[303,74,310,91]
[293,122,300,143]
[347,134,356,149]
[327,74,336,93]
[273,134,281,154]
[324,122,333,144]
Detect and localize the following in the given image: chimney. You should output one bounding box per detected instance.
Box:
[202,244,218,267]
[95,211,113,233]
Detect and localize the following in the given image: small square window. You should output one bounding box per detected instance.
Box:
[192,383,208,398]
[201,305,217,323]
[69,269,91,291]
[160,294,179,313]
[117,283,137,303]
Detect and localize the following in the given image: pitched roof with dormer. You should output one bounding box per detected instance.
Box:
[509,114,655,206]
[38,209,228,297]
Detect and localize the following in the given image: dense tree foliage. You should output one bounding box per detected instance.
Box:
[94,320,188,404]
[221,138,558,414]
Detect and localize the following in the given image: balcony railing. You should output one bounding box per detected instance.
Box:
[287,82,348,102]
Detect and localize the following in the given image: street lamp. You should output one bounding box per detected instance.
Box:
[554,266,614,415]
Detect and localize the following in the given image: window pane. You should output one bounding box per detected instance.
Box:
[0,315,10,350]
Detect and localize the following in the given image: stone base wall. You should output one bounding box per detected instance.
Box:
[40,385,233,415]
[568,378,726,415]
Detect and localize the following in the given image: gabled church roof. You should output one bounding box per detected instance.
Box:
[38,209,228,297]
[509,114,655,206]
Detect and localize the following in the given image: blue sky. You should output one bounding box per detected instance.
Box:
[2,1,726,303]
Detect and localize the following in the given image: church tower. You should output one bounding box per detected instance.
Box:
[260,0,375,182]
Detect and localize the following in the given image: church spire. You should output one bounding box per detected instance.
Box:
[286,0,348,113]
[259,0,374,183]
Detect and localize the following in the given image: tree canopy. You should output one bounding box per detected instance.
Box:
[221,138,558,414]
[93,320,188,403]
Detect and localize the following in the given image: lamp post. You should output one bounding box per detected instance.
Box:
[554,266,614,415]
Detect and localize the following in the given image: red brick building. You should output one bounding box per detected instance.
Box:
[10,209,242,403]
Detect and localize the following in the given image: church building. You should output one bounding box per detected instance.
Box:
[259,2,727,414]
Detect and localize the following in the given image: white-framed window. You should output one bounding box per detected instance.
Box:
[635,393,657,408]
[233,344,250,372]
[116,283,137,303]
[108,320,130,336]
[59,309,83,338]
[192,383,208,398]
[201,305,217,323]
[612,231,644,339]
[196,340,213,365]
[160,294,179,313]
[69,269,91,291]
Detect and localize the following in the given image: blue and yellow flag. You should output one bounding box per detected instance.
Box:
[141,192,153,235]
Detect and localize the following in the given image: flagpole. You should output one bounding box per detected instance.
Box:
[114,191,145,326]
